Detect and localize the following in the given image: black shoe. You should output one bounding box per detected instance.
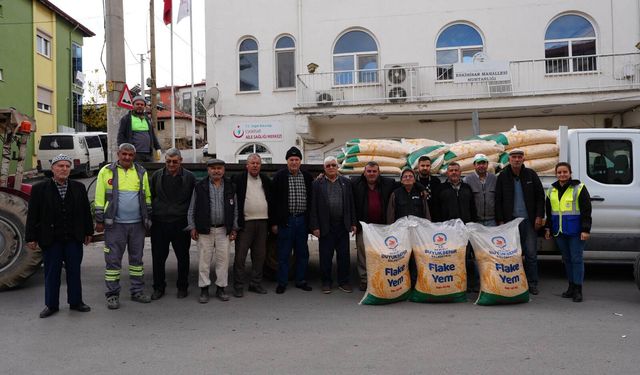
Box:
[561,283,575,298]
[529,286,540,295]
[177,289,188,299]
[276,285,286,294]
[39,306,59,318]
[151,289,165,300]
[199,287,210,303]
[216,287,230,302]
[233,287,244,298]
[248,285,268,294]
[70,303,91,312]
[573,285,583,302]
[295,283,312,292]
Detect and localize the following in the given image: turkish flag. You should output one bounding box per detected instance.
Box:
[163,0,172,25]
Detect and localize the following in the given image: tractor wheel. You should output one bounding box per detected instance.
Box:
[634,254,640,291]
[0,191,42,290]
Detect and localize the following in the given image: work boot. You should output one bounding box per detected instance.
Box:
[70,303,91,312]
[106,295,120,310]
[39,306,59,318]
[528,285,539,295]
[233,287,244,298]
[573,285,583,302]
[151,289,165,300]
[199,287,209,303]
[561,283,575,298]
[131,292,151,303]
[177,289,188,299]
[248,284,268,294]
[216,287,230,301]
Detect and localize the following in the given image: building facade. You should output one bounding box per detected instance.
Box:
[205,0,640,164]
[0,0,93,168]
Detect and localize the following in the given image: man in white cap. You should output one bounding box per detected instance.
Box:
[464,153,498,226]
[117,95,161,162]
[26,154,94,318]
[495,148,545,295]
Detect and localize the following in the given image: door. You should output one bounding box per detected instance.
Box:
[577,132,640,250]
[83,136,103,169]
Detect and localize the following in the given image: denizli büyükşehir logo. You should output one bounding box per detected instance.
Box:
[232,125,244,139]
[492,236,507,249]
[433,232,448,246]
[384,236,399,250]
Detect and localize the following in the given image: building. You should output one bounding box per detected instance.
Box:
[205,0,640,164]
[157,82,207,122]
[0,0,94,168]
[155,108,206,150]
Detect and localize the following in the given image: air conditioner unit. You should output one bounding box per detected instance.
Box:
[488,80,513,97]
[315,90,343,106]
[384,63,419,103]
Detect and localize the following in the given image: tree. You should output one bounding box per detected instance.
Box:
[82,70,107,130]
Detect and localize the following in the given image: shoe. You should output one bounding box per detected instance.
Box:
[131,292,152,303]
[322,285,332,294]
[338,284,353,293]
[70,303,91,312]
[359,281,367,292]
[216,287,230,302]
[528,286,540,295]
[106,295,120,310]
[276,285,286,294]
[561,283,575,298]
[199,287,210,303]
[295,283,312,292]
[39,306,59,318]
[248,285,268,294]
[233,287,244,298]
[573,285,583,303]
[177,289,188,299]
[151,289,165,300]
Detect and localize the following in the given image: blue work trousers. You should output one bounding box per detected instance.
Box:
[554,234,585,285]
[276,215,309,287]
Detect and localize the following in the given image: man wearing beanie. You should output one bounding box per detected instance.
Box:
[270,146,314,294]
[26,154,94,318]
[117,95,161,162]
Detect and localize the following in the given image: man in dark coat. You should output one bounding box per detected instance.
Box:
[117,95,161,162]
[434,162,477,223]
[26,154,94,318]
[416,155,442,217]
[495,148,545,295]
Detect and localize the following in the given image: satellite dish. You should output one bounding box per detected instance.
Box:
[203,87,220,111]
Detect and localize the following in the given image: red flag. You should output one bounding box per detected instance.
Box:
[163,0,172,25]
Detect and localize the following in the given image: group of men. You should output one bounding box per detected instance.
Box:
[26,137,544,318]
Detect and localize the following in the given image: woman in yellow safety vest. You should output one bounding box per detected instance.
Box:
[544,162,592,302]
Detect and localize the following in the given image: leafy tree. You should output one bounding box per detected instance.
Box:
[82,70,107,130]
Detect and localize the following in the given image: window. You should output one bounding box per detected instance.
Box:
[587,140,632,185]
[333,30,378,85]
[182,91,192,112]
[39,135,74,150]
[275,36,295,89]
[236,143,272,164]
[72,43,83,86]
[72,92,82,127]
[0,68,3,81]
[85,136,102,149]
[239,38,259,92]
[37,87,53,113]
[545,14,596,73]
[436,23,484,80]
[157,121,165,131]
[36,31,52,58]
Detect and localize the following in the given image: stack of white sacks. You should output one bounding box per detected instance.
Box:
[338,139,410,175]
[485,127,559,175]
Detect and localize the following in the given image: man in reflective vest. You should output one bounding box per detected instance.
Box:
[95,143,153,309]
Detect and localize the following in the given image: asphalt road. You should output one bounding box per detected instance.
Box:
[1,241,639,375]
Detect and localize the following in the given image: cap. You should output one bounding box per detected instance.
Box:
[206,158,225,166]
[132,95,146,105]
[51,154,73,166]
[473,153,489,164]
[508,148,525,156]
[285,146,303,160]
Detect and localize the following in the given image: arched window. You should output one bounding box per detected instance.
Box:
[236,143,272,164]
[436,23,484,80]
[275,36,295,89]
[333,30,378,85]
[239,38,259,92]
[545,14,596,73]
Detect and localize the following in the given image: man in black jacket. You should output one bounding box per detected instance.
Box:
[270,147,314,294]
[231,154,272,297]
[416,155,442,217]
[149,148,196,300]
[495,148,545,295]
[117,96,161,162]
[26,154,94,318]
[434,162,477,223]
[310,156,357,294]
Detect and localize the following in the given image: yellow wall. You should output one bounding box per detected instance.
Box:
[32,2,57,167]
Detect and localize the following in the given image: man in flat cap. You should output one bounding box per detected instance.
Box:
[270,146,314,294]
[187,158,239,303]
[495,148,545,295]
[117,95,161,162]
[26,154,94,318]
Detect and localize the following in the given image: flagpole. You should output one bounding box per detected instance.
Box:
[170,21,175,149]
[189,2,196,163]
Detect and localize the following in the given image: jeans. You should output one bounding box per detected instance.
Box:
[518,219,539,287]
[276,215,309,287]
[151,219,191,291]
[554,234,585,285]
[319,224,350,286]
[43,240,84,308]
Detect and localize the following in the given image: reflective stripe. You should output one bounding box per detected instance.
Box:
[129,265,144,277]
[103,247,110,253]
[105,269,120,281]
[547,183,584,236]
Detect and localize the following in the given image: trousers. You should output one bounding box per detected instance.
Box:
[197,227,230,288]
[233,219,268,289]
[276,215,309,287]
[43,240,84,308]
[104,222,146,297]
[554,234,585,284]
[319,224,350,286]
[151,219,191,291]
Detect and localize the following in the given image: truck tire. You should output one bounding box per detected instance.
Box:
[634,254,640,291]
[0,192,42,290]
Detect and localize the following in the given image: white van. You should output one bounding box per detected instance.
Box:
[37,132,107,177]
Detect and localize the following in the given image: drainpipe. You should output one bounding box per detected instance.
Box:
[297,0,303,74]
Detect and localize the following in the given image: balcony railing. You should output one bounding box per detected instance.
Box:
[296,53,640,108]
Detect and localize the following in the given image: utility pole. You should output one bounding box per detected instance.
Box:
[139,53,145,96]
[105,0,126,161]
[149,0,158,154]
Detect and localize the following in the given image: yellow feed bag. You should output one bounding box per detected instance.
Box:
[341,154,407,168]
